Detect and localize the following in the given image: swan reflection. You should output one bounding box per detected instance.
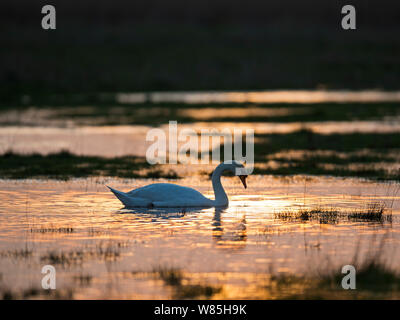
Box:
[116,206,207,219]
[212,207,247,249]
[115,206,247,249]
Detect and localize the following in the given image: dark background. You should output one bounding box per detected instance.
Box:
[1,0,399,102]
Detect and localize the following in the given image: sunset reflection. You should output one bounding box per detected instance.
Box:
[0,176,398,299]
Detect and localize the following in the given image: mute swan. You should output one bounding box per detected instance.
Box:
[107,161,247,208]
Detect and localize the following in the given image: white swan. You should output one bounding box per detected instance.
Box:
[107,161,247,208]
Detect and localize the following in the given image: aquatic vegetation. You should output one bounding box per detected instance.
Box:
[40,241,129,267]
[265,249,400,299]
[348,202,391,223]
[152,266,222,299]
[255,129,400,156]
[1,286,74,300]
[0,151,179,180]
[87,228,111,237]
[143,168,180,179]
[206,128,400,181]
[73,274,93,286]
[0,248,33,259]
[275,202,391,224]
[2,106,400,181]
[154,266,184,286]
[275,207,339,224]
[30,226,74,234]
[40,250,86,266]
[1,270,73,299]
[3,102,400,126]
[173,283,222,299]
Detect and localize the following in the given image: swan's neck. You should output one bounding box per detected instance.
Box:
[211,165,229,206]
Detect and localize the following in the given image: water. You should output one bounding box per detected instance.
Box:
[2,120,400,157]
[116,90,400,104]
[0,176,399,299]
[1,90,400,298]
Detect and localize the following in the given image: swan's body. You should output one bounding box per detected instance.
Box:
[108,183,214,207]
[108,161,247,208]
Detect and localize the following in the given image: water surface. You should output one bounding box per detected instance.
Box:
[0,176,398,299]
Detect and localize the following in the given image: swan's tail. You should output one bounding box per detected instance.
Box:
[106,186,131,205]
[106,185,152,207]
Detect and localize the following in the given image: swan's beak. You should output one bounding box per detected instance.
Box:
[238,175,247,189]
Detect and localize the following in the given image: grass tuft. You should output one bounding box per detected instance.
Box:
[152,266,222,299]
[264,248,400,299]
[275,202,392,224]
[348,202,391,222]
[275,207,339,224]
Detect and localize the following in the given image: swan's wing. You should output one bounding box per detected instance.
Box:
[127,183,211,204]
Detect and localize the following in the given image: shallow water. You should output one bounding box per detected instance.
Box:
[0,175,399,299]
[1,120,400,157]
[1,91,400,298]
[116,90,400,104]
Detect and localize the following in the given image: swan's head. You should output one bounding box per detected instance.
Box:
[222,160,248,189]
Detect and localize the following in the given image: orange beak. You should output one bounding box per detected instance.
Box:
[238,175,247,189]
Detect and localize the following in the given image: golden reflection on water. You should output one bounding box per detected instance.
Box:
[117,90,400,104]
[0,175,399,299]
[178,107,310,120]
[1,120,400,158]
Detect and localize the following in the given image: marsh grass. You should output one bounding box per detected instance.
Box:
[73,274,93,286]
[265,242,400,299]
[87,227,111,237]
[30,226,74,234]
[151,266,222,299]
[275,207,339,224]
[1,286,74,300]
[1,128,399,181]
[213,128,400,181]
[143,168,180,179]
[0,248,33,259]
[275,202,392,224]
[3,102,400,126]
[40,250,86,266]
[174,284,221,299]
[40,240,129,267]
[0,270,73,299]
[348,202,391,223]
[255,128,400,155]
[0,151,179,180]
